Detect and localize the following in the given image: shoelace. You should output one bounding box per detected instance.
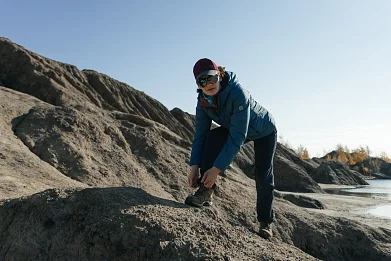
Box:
[194,186,209,196]
[261,223,271,230]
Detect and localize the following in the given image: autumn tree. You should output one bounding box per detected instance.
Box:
[351,146,369,163]
[296,145,310,159]
[334,143,350,164]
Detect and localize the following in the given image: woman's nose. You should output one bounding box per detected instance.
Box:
[206,81,214,86]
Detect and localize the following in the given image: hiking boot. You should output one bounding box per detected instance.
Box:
[185,184,215,207]
[258,222,273,239]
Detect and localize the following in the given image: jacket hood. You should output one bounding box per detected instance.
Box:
[226,71,239,87]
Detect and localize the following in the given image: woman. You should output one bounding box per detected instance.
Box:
[185,58,277,239]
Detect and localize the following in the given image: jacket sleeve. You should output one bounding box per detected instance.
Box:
[213,90,250,171]
[189,105,212,166]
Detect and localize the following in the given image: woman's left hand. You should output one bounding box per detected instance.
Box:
[201,166,222,188]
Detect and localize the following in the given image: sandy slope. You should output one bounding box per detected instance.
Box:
[0,87,88,199]
[1,37,391,260]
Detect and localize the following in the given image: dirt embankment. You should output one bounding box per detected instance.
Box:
[0,37,390,260]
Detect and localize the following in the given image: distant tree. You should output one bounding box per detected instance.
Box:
[380,152,391,163]
[336,143,344,151]
[333,143,351,164]
[337,153,349,164]
[296,145,310,159]
[347,155,356,165]
[363,166,370,176]
[352,146,369,163]
[335,143,352,164]
[278,134,292,149]
[365,145,372,157]
[302,148,310,159]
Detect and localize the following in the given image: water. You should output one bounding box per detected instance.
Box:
[344,180,391,200]
[325,179,391,219]
[366,205,391,219]
[325,180,391,200]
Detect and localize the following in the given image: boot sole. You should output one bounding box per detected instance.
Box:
[258,230,273,239]
[185,199,213,208]
[203,201,213,206]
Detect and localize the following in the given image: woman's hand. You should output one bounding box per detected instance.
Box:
[201,166,221,188]
[188,165,200,188]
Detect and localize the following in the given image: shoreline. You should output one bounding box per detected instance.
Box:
[286,183,391,230]
[318,183,358,190]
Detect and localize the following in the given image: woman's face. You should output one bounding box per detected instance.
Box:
[197,74,221,96]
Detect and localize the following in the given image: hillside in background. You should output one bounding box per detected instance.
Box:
[0,37,390,260]
[315,149,391,179]
[292,142,391,180]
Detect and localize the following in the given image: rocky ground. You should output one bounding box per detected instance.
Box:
[1,37,390,260]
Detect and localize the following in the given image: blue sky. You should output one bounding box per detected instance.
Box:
[1,0,390,157]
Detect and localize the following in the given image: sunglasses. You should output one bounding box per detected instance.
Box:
[196,74,219,88]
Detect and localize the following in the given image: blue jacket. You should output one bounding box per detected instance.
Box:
[189,71,276,171]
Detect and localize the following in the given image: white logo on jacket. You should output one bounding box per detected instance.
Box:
[239,106,243,111]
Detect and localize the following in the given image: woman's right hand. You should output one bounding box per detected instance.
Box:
[188,165,200,188]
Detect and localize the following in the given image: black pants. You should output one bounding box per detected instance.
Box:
[198,127,276,223]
